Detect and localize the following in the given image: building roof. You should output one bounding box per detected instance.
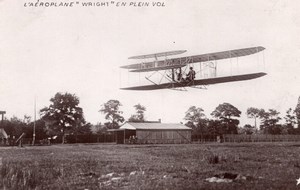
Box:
[119,122,192,130]
[0,128,8,138]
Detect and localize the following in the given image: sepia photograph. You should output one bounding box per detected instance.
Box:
[0,0,300,189]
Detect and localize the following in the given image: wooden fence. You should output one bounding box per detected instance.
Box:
[18,134,115,145]
[192,134,300,143]
[223,134,300,142]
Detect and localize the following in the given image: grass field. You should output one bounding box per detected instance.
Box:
[1,142,300,190]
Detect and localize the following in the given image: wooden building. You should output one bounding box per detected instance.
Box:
[113,122,192,144]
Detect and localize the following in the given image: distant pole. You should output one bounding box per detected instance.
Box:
[32,96,36,145]
[0,111,6,126]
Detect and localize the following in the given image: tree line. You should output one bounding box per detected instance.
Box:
[0,92,146,144]
[1,92,300,144]
[185,99,300,138]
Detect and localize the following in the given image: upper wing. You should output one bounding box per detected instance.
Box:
[189,46,265,62]
[121,46,265,72]
[120,72,266,90]
[128,50,187,59]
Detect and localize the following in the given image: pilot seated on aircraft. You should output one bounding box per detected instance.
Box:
[186,67,196,82]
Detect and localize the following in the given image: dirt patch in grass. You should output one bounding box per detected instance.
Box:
[0,142,300,189]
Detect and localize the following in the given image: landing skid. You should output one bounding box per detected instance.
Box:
[189,85,208,90]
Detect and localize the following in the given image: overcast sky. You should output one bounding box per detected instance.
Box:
[0,0,299,126]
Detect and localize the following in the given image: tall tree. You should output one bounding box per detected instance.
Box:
[184,106,207,135]
[128,103,146,122]
[211,103,241,134]
[184,106,206,126]
[246,107,262,129]
[259,109,282,134]
[40,92,84,144]
[283,108,297,134]
[99,100,124,129]
[211,103,241,119]
[295,96,300,128]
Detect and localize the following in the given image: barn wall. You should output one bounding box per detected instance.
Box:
[136,130,191,144]
[116,131,124,144]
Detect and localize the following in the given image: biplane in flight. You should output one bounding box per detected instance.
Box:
[120,46,266,91]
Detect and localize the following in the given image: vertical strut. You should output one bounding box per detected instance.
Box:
[215,60,217,77]
[171,68,175,81]
[263,50,265,71]
[229,50,232,75]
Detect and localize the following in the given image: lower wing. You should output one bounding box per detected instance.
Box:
[120,72,267,90]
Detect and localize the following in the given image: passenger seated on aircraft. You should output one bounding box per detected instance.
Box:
[177,71,183,81]
[186,67,196,81]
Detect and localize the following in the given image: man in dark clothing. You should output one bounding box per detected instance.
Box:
[186,67,196,81]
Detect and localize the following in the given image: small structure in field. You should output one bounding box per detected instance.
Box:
[113,122,192,144]
[0,111,8,145]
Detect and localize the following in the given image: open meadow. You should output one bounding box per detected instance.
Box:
[1,142,300,190]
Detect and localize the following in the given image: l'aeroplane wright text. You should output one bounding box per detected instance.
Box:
[23,1,166,7]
